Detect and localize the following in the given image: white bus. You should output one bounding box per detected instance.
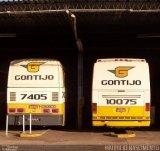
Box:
[92,58,150,127]
[7,59,65,126]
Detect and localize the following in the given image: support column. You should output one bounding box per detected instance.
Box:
[66,10,84,129]
[77,40,84,129]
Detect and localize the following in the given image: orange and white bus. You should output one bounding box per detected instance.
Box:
[7,59,65,126]
[92,58,150,127]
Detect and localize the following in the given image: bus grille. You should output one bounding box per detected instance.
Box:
[10,92,16,101]
[52,92,58,101]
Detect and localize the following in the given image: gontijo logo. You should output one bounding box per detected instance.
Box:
[108,66,134,78]
[21,62,45,73]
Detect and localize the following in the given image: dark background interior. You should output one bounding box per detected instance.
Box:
[0,0,160,129]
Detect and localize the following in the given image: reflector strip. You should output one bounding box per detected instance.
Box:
[9,108,16,113]
[92,103,97,114]
[17,108,24,113]
[43,109,50,113]
[94,116,149,120]
[52,108,59,113]
[145,103,150,112]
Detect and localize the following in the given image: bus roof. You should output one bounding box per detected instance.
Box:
[96,58,146,62]
[10,59,62,66]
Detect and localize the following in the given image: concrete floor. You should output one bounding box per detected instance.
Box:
[0,127,160,150]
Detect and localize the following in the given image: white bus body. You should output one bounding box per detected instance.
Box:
[7,59,65,126]
[92,58,150,127]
